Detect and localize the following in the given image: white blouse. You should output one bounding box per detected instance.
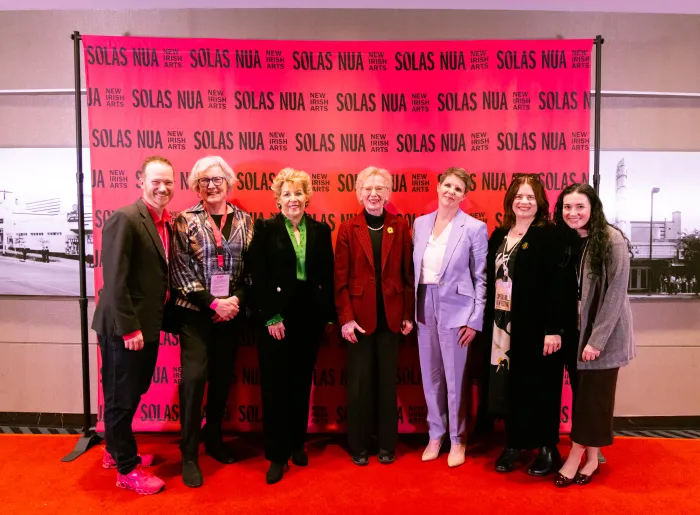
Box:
[419,221,453,284]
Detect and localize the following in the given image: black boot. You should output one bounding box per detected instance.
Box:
[495,448,520,473]
[378,449,395,464]
[351,451,369,466]
[182,459,203,488]
[527,446,562,477]
[291,448,308,467]
[266,462,287,485]
[205,440,236,464]
[203,423,236,464]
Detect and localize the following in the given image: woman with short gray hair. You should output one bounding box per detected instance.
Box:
[171,155,253,488]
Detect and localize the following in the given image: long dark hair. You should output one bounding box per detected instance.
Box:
[501,174,550,230]
[554,183,630,278]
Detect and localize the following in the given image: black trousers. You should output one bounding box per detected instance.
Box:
[99,334,159,475]
[178,306,240,461]
[347,329,399,456]
[257,289,323,464]
[505,345,564,450]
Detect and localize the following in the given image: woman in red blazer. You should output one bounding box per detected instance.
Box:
[335,166,415,466]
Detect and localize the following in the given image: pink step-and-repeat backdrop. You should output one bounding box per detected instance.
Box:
[83,36,592,433]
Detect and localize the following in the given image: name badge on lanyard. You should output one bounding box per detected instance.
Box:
[207,208,231,298]
[495,277,512,312]
[494,234,521,312]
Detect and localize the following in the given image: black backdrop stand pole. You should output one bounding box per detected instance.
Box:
[63,30,103,462]
[593,35,604,193]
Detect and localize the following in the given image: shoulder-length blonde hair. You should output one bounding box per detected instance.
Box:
[355,166,392,202]
[271,167,313,205]
[187,156,236,194]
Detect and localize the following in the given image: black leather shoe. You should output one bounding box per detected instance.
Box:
[554,471,576,488]
[205,442,236,464]
[182,460,203,488]
[378,449,395,464]
[527,446,562,477]
[352,451,369,466]
[291,448,308,467]
[495,448,520,473]
[266,462,287,485]
[574,465,600,485]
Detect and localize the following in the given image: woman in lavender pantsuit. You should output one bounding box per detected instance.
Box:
[413,167,488,467]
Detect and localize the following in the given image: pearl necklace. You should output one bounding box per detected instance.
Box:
[368,225,384,231]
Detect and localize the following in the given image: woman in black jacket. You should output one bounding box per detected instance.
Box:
[248,167,336,485]
[483,175,566,477]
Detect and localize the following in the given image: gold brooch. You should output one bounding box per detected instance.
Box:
[387,227,394,234]
[522,242,529,249]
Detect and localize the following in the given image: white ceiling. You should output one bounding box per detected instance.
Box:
[0,0,699,14]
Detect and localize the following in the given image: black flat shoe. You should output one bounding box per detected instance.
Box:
[182,460,203,488]
[574,465,600,485]
[291,448,308,467]
[205,442,236,464]
[378,449,395,464]
[527,446,562,477]
[352,451,369,466]
[554,471,576,488]
[266,462,288,485]
[495,448,520,473]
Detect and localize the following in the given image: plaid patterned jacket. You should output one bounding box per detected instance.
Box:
[171,201,254,311]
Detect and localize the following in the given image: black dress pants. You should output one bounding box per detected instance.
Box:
[257,284,323,464]
[178,306,240,461]
[346,328,399,456]
[99,334,159,475]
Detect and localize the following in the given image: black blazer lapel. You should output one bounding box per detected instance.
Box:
[137,198,167,263]
[304,213,317,275]
[275,213,298,279]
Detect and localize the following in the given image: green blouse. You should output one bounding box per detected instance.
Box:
[265,216,306,326]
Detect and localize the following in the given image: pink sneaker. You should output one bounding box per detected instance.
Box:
[103,448,154,469]
[116,465,165,495]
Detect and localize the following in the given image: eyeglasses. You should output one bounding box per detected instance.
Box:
[198,176,225,187]
[363,186,388,194]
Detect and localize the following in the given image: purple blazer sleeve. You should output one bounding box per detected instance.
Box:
[466,221,488,331]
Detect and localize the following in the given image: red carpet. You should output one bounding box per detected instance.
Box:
[1,434,699,514]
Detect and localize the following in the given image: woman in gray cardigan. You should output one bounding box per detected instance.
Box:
[553,183,635,488]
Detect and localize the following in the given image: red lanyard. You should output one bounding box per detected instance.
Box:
[205,205,228,269]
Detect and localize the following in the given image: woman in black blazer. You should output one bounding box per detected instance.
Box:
[483,175,566,477]
[248,167,336,485]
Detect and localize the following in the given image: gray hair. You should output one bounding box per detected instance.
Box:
[355,166,392,201]
[187,155,236,193]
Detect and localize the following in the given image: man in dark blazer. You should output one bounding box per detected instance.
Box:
[91,156,175,495]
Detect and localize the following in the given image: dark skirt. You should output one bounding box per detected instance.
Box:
[570,367,620,447]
